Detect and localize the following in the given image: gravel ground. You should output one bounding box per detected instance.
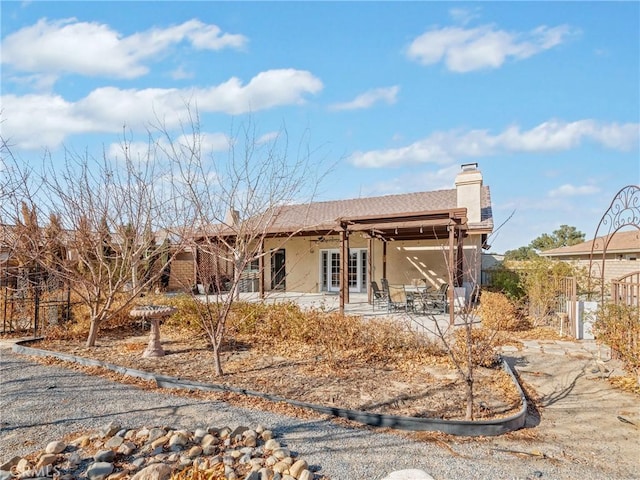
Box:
[1,341,638,480]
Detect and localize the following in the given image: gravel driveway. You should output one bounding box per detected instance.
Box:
[1,340,638,480]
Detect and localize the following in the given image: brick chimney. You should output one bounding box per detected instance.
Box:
[455,163,483,224]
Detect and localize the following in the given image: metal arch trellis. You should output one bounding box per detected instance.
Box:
[587,185,640,302]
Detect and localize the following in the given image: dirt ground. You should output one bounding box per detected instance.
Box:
[5,329,640,478]
[33,329,522,421]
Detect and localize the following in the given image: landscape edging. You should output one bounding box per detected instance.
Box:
[12,338,527,436]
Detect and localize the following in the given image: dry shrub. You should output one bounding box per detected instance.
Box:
[594,302,640,383]
[477,291,529,331]
[451,327,499,368]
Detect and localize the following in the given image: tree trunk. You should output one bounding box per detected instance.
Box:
[465,377,474,420]
[86,319,99,347]
[212,342,224,377]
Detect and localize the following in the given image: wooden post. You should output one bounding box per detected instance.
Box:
[339,227,349,313]
[382,240,387,280]
[367,237,373,304]
[448,224,455,326]
[456,228,464,287]
[258,239,265,299]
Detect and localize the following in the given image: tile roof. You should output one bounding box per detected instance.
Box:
[268,186,493,233]
[541,229,640,256]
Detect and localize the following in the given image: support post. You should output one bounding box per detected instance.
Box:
[259,239,265,299]
[448,224,455,326]
[339,227,349,313]
[367,237,373,304]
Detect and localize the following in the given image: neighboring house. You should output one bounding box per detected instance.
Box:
[540,229,640,285]
[185,163,493,308]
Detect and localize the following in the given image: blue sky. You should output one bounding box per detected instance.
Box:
[1,1,639,253]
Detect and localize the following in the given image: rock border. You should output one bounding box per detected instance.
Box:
[13,339,527,436]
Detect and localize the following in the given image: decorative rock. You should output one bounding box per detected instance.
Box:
[261,430,273,441]
[298,470,313,480]
[272,448,290,460]
[201,434,216,447]
[86,462,114,480]
[5,425,317,480]
[289,459,308,479]
[94,450,115,463]
[264,439,280,452]
[186,446,202,458]
[107,471,128,480]
[71,435,91,448]
[231,426,249,439]
[36,454,57,469]
[45,441,66,454]
[202,445,216,455]
[381,470,435,480]
[131,458,146,470]
[168,432,188,448]
[130,463,172,480]
[193,428,207,442]
[273,461,289,474]
[147,429,165,443]
[150,436,168,449]
[101,422,121,439]
[0,456,21,471]
[105,436,124,449]
[16,459,31,473]
[117,441,136,456]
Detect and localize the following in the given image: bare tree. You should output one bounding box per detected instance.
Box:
[159,113,324,376]
[3,135,184,347]
[410,239,499,420]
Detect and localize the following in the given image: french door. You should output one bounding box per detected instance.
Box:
[320,249,367,293]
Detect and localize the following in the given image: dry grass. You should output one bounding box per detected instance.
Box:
[30,297,525,422]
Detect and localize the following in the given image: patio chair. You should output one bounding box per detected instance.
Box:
[371,281,388,310]
[423,283,449,314]
[387,284,412,312]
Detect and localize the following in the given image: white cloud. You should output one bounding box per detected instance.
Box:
[1,18,248,81]
[350,120,640,167]
[548,184,600,198]
[329,86,399,111]
[256,132,280,144]
[364,164,460,196]
[406,24,575,72]
[1,69,323,150]
[449,7,481,26]
[170,66,195,80]
[106,131,230,163]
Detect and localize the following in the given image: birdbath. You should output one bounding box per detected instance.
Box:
[130,305,177,358]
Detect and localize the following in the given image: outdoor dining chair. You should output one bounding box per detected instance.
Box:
[423,283,449,314]
[371,281,388,310]
[387,284,413,312]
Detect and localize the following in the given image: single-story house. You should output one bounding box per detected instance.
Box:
[540,229,640,285]
[181,163,493,317]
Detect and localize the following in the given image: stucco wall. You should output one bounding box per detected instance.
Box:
[177,232,486,294]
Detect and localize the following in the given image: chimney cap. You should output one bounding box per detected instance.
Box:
[461,163,479,171]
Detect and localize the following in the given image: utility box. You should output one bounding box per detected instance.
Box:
[576,301,598,340]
